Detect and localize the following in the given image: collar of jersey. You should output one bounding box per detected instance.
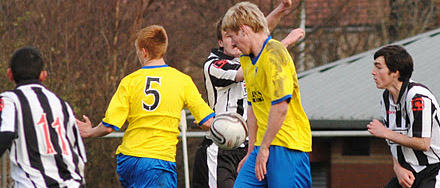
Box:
[212,48,235,60]
[396,79,410,104]
[240,36,272,65]
[15,79,43,89]
[141,64,168,69]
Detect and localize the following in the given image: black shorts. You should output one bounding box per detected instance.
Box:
[385,163,440,188]
[192,137,247,188]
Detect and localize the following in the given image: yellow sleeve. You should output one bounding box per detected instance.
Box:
[264,46,294,105]
[102,77,130,130]
[183,76,214,125]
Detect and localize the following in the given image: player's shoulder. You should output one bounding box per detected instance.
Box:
[264,39,288,58]
[204,49,236,66]
[0,90,17,102]
[406,81,435,99]
[266,39,285,51]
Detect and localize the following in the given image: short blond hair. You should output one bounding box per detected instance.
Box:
[136,25,168,60]
[221,2,269,35]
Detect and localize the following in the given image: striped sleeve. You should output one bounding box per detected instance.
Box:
[64,101,87,163]
[206,59,240,87]
[409,94,432,138]
[0,95,17,132]
[0,95,16,155]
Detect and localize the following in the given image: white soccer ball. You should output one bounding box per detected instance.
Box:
[209,112,248,150]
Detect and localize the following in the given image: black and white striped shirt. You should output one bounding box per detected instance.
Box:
[204,48,247,120]
[381,80,440,172]
[0,81,87,187]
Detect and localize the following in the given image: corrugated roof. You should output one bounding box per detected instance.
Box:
[298,28,440,128]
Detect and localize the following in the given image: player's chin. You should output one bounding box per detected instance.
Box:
[233,47,241,53]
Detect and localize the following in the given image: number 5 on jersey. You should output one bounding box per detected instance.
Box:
[143,77,161,111]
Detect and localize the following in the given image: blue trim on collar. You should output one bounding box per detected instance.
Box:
[271,94,292,105]
[252,36,272,65]
[198,112,216,126]
[102,121,120,131]
[141,65,168,69]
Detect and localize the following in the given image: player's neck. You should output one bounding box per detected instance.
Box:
[250,33,268,56]
[387,81,403,104]
[142,58,166,66]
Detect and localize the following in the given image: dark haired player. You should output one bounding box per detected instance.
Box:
[0,47,87,187]
[368,45,440,188]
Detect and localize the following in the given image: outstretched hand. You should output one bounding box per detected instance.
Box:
[281,28,305,47]
[279,0,293,13]
[76,115,92,138]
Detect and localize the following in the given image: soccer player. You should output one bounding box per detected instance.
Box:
[368,45,440,188]
[76,25,215,188]
[0,47,87,187]
[192,0,305,186]
[221,2,312,187]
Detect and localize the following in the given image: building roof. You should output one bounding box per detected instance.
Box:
[298,28,440,130]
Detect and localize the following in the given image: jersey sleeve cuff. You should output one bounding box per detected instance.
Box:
[102,121,120,131]
[248,101,252,106]
[271,95,292,105]
[198,112,216,126]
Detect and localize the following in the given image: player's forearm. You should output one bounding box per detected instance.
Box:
[84,122,114,138]
[260,101,288,149]
[266,2,290,33]
[392,157,401,170]
[0,132,14,155]
[386,131,431,151]
[247,106,258,154]
[235,67,244,82]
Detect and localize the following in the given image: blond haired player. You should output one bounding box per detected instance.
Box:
[221,2,312,188]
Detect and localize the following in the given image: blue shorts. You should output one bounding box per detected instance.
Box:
[234,146,311,188]
[116,154,177,188]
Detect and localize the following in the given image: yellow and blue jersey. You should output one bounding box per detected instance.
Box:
[102,65,214,162]
[240,36,312,152]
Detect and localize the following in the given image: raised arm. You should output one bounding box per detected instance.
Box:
[266,0,293,33]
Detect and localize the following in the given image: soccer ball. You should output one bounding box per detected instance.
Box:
[209,112,248,150]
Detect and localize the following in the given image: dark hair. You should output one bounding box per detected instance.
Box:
[10,47,44,83]
[374,45,413,81]
[216,16,224,41]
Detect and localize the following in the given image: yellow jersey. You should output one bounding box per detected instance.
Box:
[102,65,214,162]
[240,37,312,152]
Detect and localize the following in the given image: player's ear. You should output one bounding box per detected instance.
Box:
[142,48,149,58]
[7,68,14,82]
[218,40,224,48]
[39,70,48,82]
[392,70,400,80]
